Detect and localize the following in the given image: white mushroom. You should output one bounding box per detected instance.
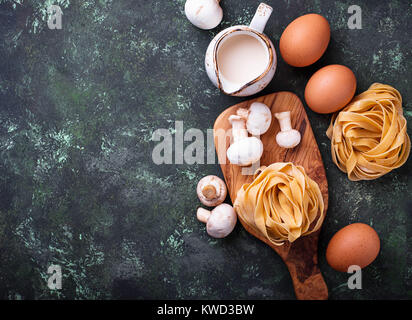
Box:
[274,111,301,148]
[226,114,263,166]
[196,175,227,207]
[184,0,223,30]
[238,102,272,136]
[197,204,237,238]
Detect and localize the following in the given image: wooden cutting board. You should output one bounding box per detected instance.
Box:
[213,91,329,300]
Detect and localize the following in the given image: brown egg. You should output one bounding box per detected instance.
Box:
[304,64,357,114]
[280,14,330,67]
[326,223,380,272]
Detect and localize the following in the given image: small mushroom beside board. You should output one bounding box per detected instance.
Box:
[214,91,329,300]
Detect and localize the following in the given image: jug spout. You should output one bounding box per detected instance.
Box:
[217,73,247,96]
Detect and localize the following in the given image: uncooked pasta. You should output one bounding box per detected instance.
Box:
[234,162,325,246]
[326,83,410,181]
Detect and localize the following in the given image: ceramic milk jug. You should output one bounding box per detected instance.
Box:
[205,3,276,97]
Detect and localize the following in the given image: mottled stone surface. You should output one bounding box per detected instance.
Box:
[0,0,410,300]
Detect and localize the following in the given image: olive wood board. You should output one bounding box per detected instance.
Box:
[213,91,329,300]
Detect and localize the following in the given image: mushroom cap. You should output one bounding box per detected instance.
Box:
[246,102,272,136]
[206,204,237,238]
[226,137,263,166]
[184,0,223,30]
[276,129,301,148]
[196,175,227,207]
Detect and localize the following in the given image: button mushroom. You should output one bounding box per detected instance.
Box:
[226,114,263,166]
[238,102,272,136]
[274,111,301,148]
[184,0,223,30]
[196,175,227,207]
[197,204,237,238]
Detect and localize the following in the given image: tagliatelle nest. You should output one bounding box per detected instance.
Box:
[234,162,325,246]
[326,83,410,181]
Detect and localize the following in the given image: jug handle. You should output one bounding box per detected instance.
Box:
[249,3,273,33]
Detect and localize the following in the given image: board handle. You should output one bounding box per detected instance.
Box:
[282,235,328,300]
[285,261,328,300]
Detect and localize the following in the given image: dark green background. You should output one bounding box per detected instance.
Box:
[0,0,410,299]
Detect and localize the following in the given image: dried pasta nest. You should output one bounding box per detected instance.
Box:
[326,83,410,181]
[234,162,325,246]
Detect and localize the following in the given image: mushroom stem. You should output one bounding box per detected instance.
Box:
[202,185,217,200]
[274,111,301,149]
[229,115,248,143]
[236,107,249,120]
[197,207,211,224]
[275,111,293,131]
